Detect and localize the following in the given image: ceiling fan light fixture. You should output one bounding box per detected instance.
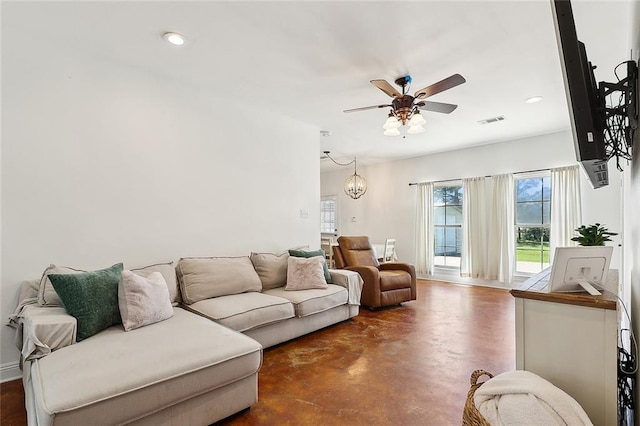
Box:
[408,111,426,127]
[345,73,465,137]
[383,114,401,130]
[407,125,425,134]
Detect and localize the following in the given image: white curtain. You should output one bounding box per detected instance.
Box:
[461,177,487,278]
[415,182,434,275]
[486,174,515,283]
[550,166,582,259]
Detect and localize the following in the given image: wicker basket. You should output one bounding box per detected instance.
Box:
[462,370,493,426]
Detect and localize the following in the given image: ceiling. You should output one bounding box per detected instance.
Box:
[4,1,633,169]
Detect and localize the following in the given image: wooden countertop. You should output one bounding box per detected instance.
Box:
[510,268,618,310]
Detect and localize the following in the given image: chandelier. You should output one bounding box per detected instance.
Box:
[323,151,367,199]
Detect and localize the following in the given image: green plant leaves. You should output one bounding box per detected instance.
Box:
[571,223,618,246]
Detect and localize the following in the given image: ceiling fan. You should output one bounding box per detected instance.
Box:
[344,74,466,136]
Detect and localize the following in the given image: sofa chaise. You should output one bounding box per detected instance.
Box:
[9,252,363,426]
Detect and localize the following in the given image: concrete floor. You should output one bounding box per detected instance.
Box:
[0,280,516,425]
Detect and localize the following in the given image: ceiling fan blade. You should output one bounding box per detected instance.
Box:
[343,104,391,113]
[370,80,402,98]
[416,101,458,114]
[414,74,466,99]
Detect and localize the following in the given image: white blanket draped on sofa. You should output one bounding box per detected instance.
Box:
[474,370,593,426]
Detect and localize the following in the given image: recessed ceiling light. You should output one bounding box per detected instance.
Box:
[162,32,185,46]
[524,96,544,104]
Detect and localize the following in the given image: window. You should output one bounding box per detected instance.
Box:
[515,175,551,274]
[320,195,337,235]
[434,185,463,268]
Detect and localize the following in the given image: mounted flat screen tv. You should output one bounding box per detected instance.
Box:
[551,0,608,188]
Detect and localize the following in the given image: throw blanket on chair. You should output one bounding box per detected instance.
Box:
[474,370,593,426]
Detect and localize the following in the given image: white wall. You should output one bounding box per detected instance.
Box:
[627,0,640,410]
[625,105,639,423]
[322,130,623,272]
[0,33,320,379]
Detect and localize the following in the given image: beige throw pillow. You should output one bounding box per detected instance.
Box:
[285,256,328,291]
[250,252,289,290]
[38,264,86,306]
[119,270,174,331]
[177,257,262,305]
[131,262,181,306]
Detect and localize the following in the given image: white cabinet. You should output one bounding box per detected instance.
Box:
[511,269,618,426]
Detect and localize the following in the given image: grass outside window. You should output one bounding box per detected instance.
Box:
[516,241,550,263]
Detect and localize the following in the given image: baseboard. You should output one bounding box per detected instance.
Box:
[419,271,524,290]
[1,361,21,383]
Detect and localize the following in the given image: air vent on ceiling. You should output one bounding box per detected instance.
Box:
[478,115,505,125]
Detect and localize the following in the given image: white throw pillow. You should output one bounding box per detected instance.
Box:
[285,256,328,291]
[119,270,174,331]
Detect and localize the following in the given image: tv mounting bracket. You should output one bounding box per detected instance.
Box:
[598,60,638,171]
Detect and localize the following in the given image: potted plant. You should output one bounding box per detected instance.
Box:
[571,223,618,246]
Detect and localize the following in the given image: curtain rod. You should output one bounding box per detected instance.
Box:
[407,166,564,186]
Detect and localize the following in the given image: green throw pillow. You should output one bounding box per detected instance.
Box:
[49,263,124,341]
[288,249,332,283]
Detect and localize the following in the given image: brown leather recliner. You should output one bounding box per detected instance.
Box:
[334,236,416,309]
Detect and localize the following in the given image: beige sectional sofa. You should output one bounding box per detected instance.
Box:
[9,253,363,426]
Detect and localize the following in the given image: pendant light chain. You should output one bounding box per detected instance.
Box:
[323,151,367,200]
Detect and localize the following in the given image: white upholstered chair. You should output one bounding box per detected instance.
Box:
[321,236,334,268]
[382,238,396,263]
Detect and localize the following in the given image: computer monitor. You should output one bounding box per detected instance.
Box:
[548,246,613,295]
